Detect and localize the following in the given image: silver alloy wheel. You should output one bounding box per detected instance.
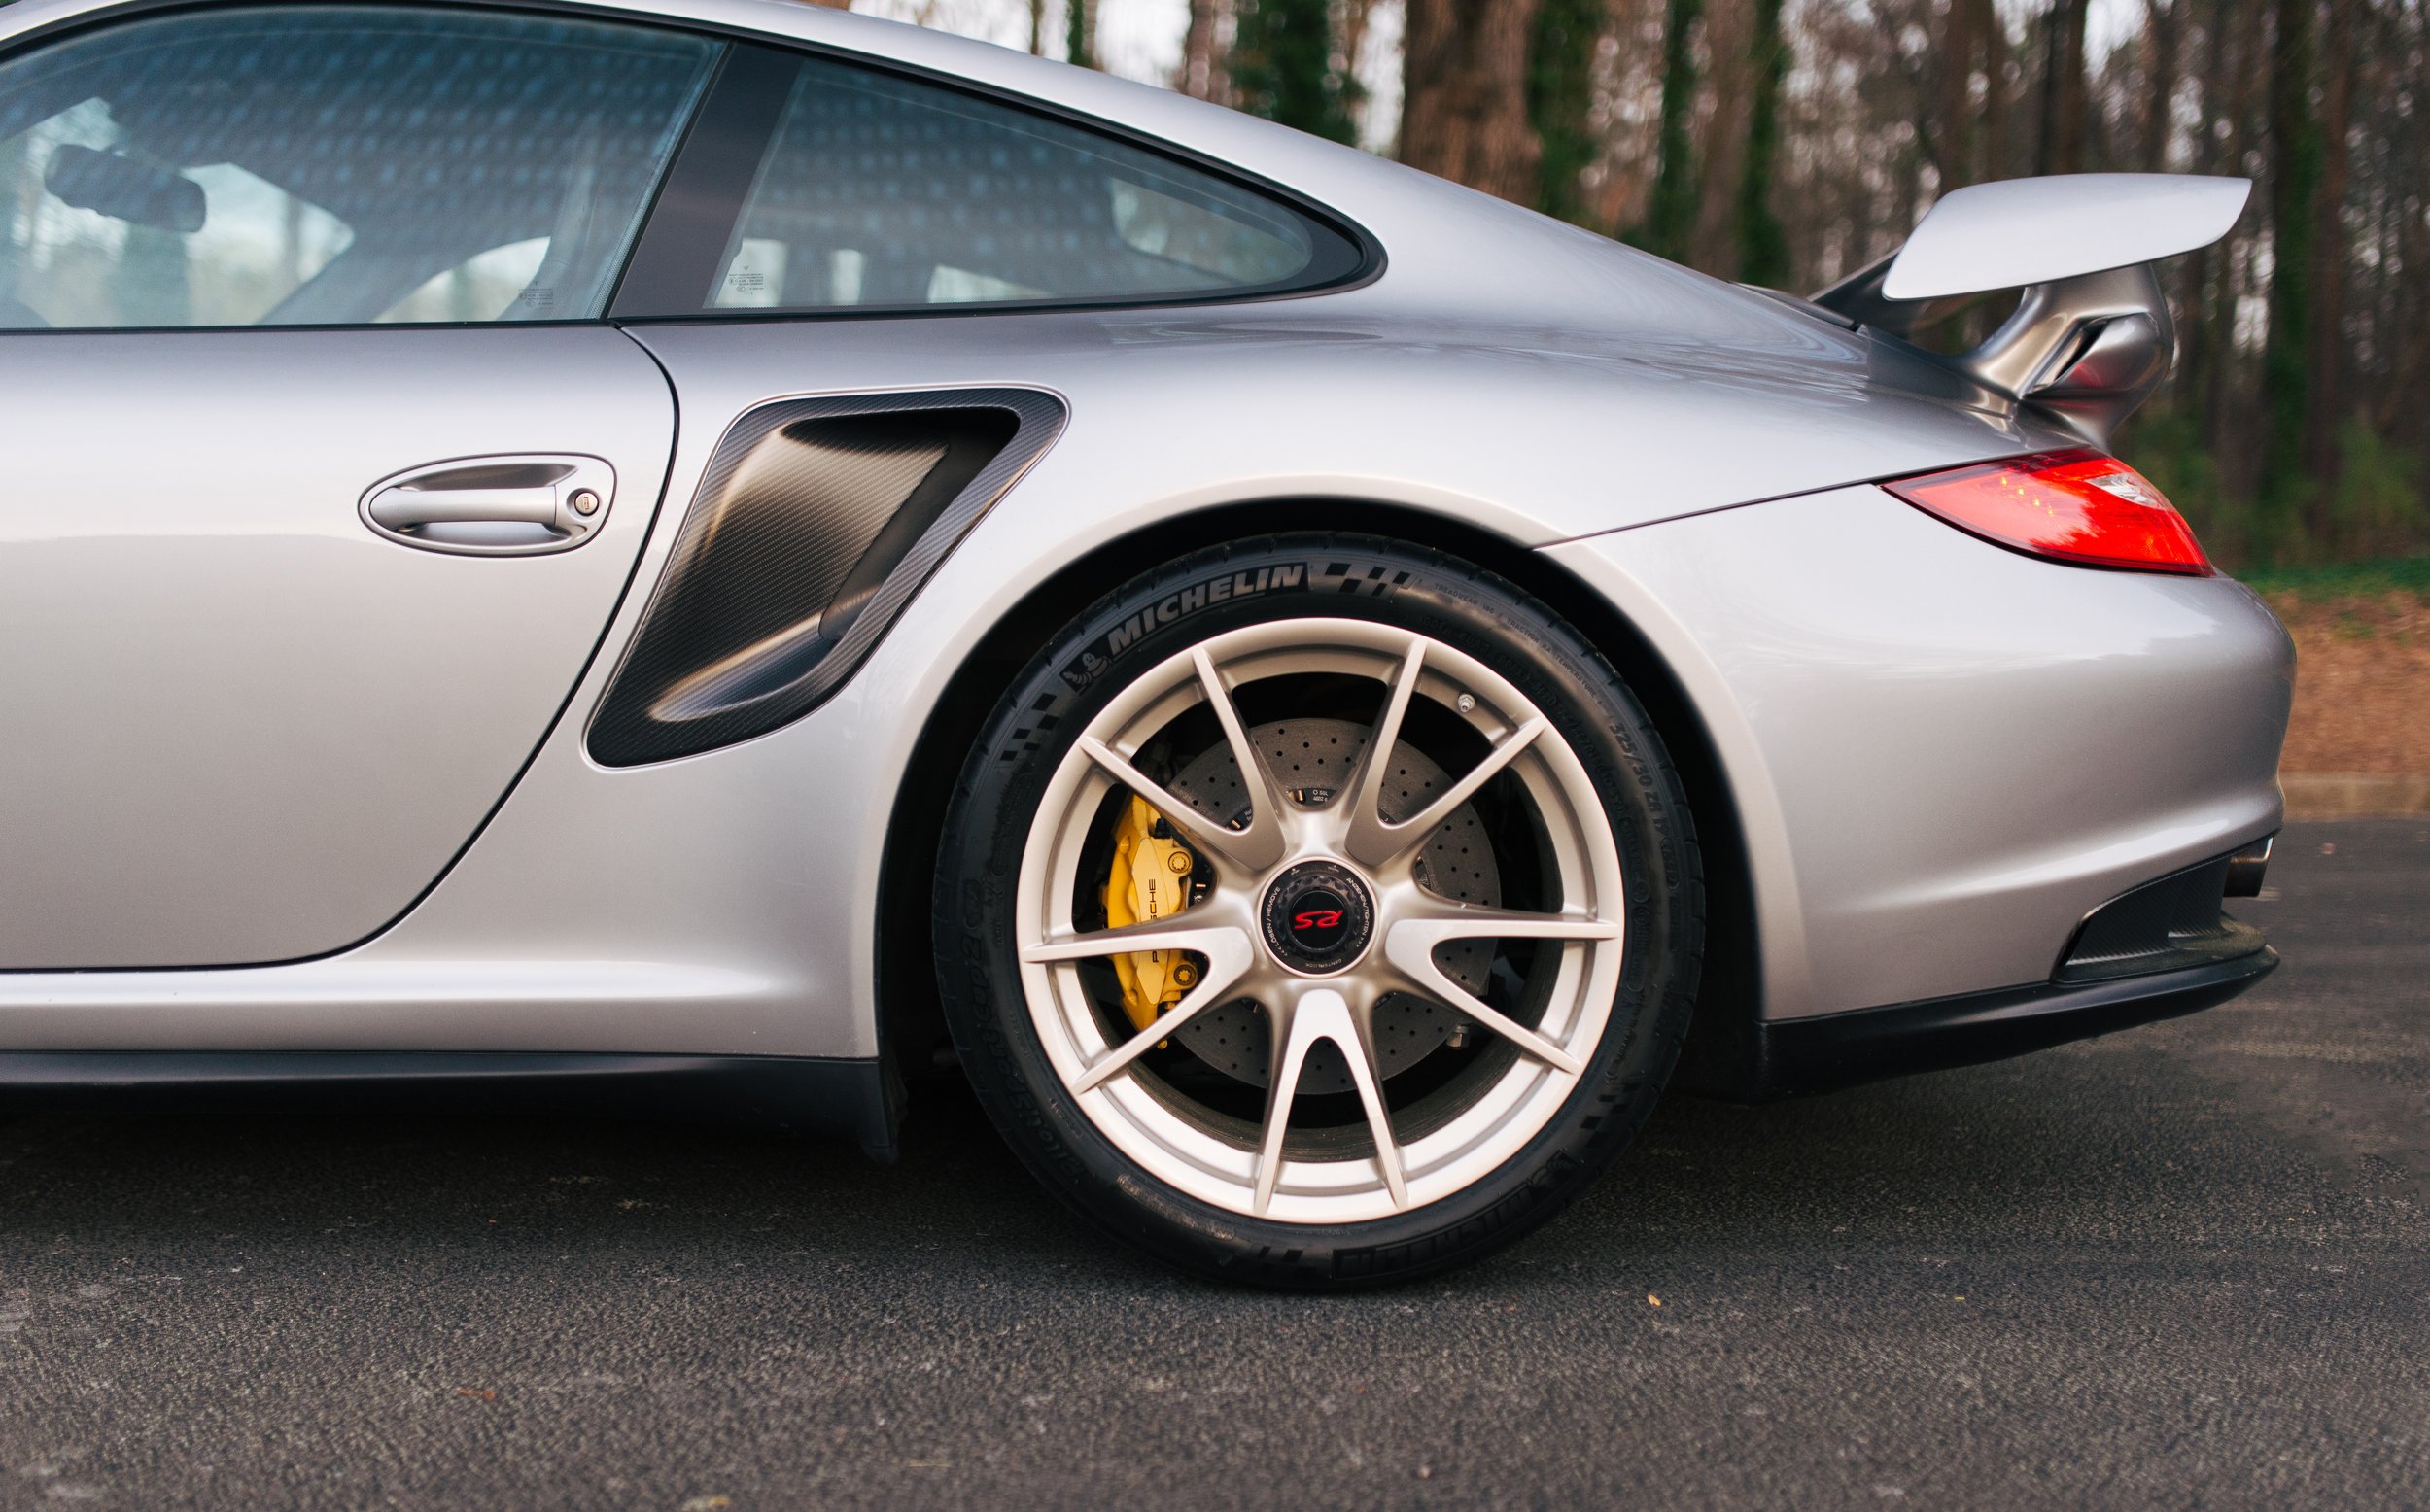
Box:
[1015,617,1627,1225]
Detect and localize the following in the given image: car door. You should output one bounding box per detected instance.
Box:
[0,5,721,968]
[583,43,1367,768]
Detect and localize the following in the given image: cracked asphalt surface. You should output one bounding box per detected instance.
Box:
[2,819,2423,1510]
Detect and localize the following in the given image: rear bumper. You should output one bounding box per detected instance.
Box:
[1746,946,2276,1099]
[1542,483,2294,1023]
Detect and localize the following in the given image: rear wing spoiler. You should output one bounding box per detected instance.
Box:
[1809,174,2250,447]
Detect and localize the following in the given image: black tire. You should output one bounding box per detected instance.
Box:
[934,534,1703,1288]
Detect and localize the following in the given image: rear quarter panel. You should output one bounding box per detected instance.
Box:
[1548,485,2293,1020]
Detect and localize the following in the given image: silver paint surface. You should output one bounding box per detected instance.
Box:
[0,328,673,969]
[1546,488,2290,1019]
[1882,173,2252,300]
[0,0,2291,1059]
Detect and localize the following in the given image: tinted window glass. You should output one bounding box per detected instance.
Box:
[0,8,717,330]
[710,59,1351,312]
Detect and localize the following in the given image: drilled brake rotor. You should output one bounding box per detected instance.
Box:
[1163,717,1499,1093]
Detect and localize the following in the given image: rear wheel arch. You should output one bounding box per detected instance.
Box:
[874,497,1762,1101]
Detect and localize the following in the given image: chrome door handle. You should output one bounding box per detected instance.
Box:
[359,454,615,556]
[369,484,568,530]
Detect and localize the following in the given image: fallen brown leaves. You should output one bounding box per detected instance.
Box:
[2269,590,2430,774]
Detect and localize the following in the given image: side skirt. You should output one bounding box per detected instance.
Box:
[0,1051,901,1161]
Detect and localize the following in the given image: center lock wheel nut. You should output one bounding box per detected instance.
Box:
[1260,860,1375,975]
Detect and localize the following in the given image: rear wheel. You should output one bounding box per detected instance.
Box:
[934,536,1701,1287]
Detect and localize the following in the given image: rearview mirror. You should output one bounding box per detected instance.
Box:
[45,145,206,234]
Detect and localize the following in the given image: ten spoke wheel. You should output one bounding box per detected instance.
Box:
[1017,618,1628,1224]
[937,538,1699,1287]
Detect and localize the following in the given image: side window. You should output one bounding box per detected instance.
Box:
[0,7,718,330]
[708,58,1359,313]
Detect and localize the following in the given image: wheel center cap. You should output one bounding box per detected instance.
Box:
[1261,860,1376,975]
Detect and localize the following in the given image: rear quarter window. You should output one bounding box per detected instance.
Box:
[706,55,1363,314]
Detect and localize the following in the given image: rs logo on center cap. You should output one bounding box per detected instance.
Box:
[1261,865,1373,973]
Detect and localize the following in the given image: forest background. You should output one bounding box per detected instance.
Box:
[823,0,2426,574]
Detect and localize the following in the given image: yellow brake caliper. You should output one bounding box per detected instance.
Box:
[1103,795,1201,1032]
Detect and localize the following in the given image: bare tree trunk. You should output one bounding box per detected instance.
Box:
[1937,0,1980,189]
[1178,0,1232,100]
[1529,0,1609,225]
[2376,307,2430,433]
[1341,0,1380,79]
[1640,0,1702,258]
[2141,0,2182,169]
[2036,0,2091,174]
[2374,197,2430,432]
[1031,0,1048,56]
[1234,0,1355,141]
[2203,0,2262,463]
[1068,0,1096,68]
[1692,0,1753,273]
[1340,0,1381,136]
[1976,0,2009,177]
[1737,0,1791,285]
[2260,0,2320,550]
[2305,0,2356,489]
[2172,0,2227,421]
[1401,0,1547,204]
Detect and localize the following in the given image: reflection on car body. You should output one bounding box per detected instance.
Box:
[0,0,2287,1287]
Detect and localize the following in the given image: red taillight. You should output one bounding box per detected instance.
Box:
[1883,448,2211,575]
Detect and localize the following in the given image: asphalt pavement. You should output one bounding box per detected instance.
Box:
[2,820,2423,1510]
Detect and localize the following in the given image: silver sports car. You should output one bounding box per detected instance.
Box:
[0,0,2289,1286]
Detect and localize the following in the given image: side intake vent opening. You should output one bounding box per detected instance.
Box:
[589,388,1065,767]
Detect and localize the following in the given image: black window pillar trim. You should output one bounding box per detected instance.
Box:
[609,42,802,320]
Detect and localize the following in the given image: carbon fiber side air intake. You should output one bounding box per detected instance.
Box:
[588,387,1065,766]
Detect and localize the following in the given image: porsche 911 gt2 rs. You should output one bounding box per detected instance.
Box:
[0,0,2289,1286]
